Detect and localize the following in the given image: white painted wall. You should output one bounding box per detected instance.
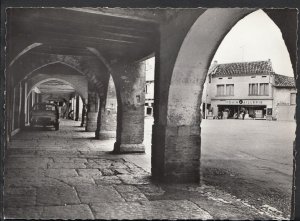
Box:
[210,74,273,100]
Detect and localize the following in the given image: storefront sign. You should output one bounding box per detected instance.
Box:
[225,100,264,105]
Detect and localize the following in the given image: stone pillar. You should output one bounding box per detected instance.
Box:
[20,81,27,129]
[12,83,22,131]
[81,101,87,127]
[75,95,80,121]
[112,62,146,153]
[11,87,16,131]
[6,76,14,142]
[95,77,117,139]
[85,92,99,132]
[152,124,201,183]
[152,20,204,183]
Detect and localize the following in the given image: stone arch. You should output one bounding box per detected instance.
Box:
[8,52,107,96]
[8,43,43,67]
[167,9,255,125]
[25,62,89,100]
[167,8,296,125]
[27,77,87,102]
[152,8,297,183]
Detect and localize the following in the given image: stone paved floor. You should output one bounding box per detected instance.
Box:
[4,120,277,219]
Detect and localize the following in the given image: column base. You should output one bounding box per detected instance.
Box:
[152,171,200,183]
[113,142,145,154]
[95,130,116,140]
[85,112,98,132]
[81,116,87,127]
[151,123,201,184]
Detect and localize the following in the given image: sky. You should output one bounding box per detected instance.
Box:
[212,9,294,77]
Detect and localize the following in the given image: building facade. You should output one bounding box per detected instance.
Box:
[202,60,296,120]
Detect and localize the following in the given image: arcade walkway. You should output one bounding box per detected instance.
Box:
[3,120,276,220]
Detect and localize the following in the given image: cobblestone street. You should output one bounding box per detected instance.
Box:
[4,120,280,220]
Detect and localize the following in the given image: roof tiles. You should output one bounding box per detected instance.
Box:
[210,60,273,77]
[274,73,295,88]
[210,60,295,88]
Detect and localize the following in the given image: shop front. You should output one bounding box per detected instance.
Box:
[211,99,273,120]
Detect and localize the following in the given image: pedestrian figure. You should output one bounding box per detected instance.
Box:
[233,112,238,119]
[242,108,246,120]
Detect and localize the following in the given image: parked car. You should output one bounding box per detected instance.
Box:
[30,103,60,130]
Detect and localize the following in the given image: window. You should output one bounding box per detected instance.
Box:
[249,83,258,95]
[262,76,267,78]
[145,84,148,94]
[226,84,234,96]
[217,84,234,96]
[217,85,225,96]
[291,93,296,105]
[249,83,269,95]
[259,83,269,95]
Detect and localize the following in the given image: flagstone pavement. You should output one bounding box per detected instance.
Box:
[3,120,273,220]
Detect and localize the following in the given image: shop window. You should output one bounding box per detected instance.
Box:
[291,93,296,105]
[217,84,225,96]
[259,83,269,95]
[226,84,234,96]
[249,83,258,95]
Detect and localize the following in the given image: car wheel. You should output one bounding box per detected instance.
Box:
[55,123,59,131]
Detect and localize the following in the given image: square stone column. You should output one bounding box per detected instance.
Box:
[152,124,201,183]
[20,81,27,129]
[75,95,80,121]
[95,76,117,139]
[112,62,146,153]
[114,104,145,153]
[85,92,99,132]
[80,103,87,127]
[95,98,117,139]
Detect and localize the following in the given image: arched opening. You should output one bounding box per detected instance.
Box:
[200,10,295,218]
[25,78,85,130]
[163,8,296,219]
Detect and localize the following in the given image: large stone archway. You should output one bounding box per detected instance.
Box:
[152,8,297,186]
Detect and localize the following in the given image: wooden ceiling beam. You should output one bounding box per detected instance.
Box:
[9,8,157,32]
[67,8,160,23]
[11,18,153,41]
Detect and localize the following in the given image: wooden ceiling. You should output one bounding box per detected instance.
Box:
[6,8,163,64]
